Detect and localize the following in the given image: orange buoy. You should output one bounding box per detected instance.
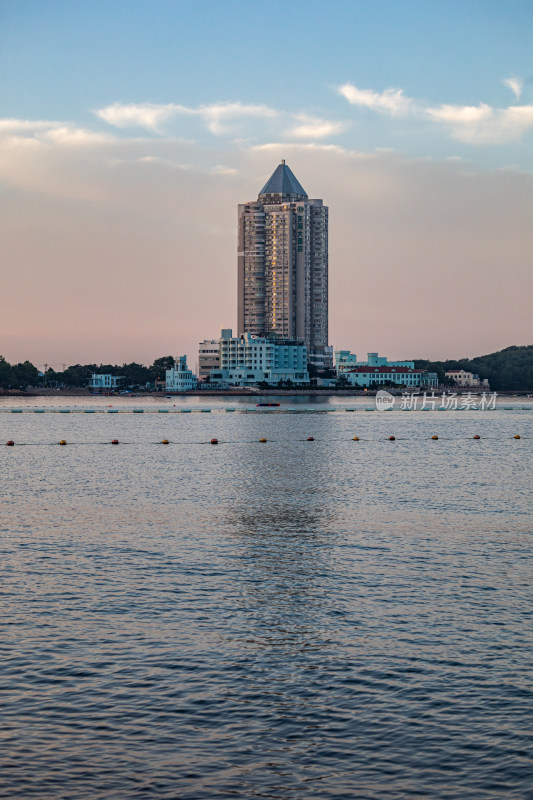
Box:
[307,436,314,441]
[6,440,14,446]
[389,436,396,441]
[161,439,169,444]
[432,435,438,440]
[514,434,521,439]
[259,438,267,443]
[59,440,67,445]
[210,438,218,445]
[111,439,119,445]
[473,435,480,440]
[352,436,359,441]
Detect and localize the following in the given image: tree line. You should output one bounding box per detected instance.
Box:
[0,356,175,390]
[1,345,532,391]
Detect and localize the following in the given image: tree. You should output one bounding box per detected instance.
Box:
[120,362,151,387]
[11,361,39,388]
[0,356,13,388]
[61,364,95,387]
[149,356,175,382]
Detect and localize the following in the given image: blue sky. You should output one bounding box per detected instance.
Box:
[3,0,533,165]
[1,0,532,364]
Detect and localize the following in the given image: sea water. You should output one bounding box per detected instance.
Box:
[0,397,531,798]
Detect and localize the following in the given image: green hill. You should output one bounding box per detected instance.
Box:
[414,345,533,392]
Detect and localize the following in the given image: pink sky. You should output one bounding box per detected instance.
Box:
[1,128,531,369]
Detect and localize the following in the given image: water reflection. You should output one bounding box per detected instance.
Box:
[221,434,340,662]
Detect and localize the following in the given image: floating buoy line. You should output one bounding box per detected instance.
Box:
[1,405,532,415]
[3,435,527,447]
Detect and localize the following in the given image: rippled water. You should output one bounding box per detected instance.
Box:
[1,398,532,798]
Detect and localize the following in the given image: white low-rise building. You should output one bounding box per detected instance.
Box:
[335,351,415,373]
[344,366,438,388]
[89,374,124,392]
[165,356,197,392]
[445,370,489,389]
[198,339,220,382]
[209,329,309,387]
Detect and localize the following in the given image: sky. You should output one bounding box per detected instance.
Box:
[1,0,532,368]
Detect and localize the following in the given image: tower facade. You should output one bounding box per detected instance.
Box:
[237,161,329,363]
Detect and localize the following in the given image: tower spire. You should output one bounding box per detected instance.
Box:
[258,161,307,201]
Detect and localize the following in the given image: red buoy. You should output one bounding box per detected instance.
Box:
[473,435,480,440]
[6,440,14,446]
[389,436,396,441]
[307,436,314,441]
[210,438,218,445]
[111,439,119,445]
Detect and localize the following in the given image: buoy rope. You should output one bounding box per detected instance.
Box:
[2,436,528,447]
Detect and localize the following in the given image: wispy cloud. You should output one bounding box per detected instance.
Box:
[0,118,113,144]
[0,118,62,133]
[337,83,412,115]
[338,79,533,144]
[426,102,533,143]
[286,114,346,139]
[200,102,278,135]
[96,101,278,135]
[502,76,523,100]
[96,102,186,132]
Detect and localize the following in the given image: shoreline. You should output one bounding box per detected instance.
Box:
[2,388,532,399]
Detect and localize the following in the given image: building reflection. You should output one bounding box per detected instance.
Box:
[221,435,341,658]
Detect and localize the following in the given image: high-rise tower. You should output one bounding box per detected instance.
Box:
[237,161,329,365]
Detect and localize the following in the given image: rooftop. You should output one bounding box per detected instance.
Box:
[258,160,308,201]
[348,366,424,374]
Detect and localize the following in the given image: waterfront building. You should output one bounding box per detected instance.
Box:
[335,351,415,373]
[165,356,197,392]
[445,369,490,389]
[198,339,220,382]
[89,374,124,392]
[344,366,438,388]
[209,328,308,387]
[238,161,330,368]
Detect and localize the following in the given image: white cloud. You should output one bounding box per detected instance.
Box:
[337,78,533,145]
[198,102,278,135]
[0,118,113,146]
[96,101,278,135]
[426,102,533,143]
[427,103,493,125]
[96,102,188,132]
[43,126,112,146]
[286,114,346,139]
[337,83,412,115]
[252,141,352,156]
[502,77,523,100]
[0,118,61,133]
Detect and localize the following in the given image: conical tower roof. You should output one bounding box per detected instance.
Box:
[258,160,308,201]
